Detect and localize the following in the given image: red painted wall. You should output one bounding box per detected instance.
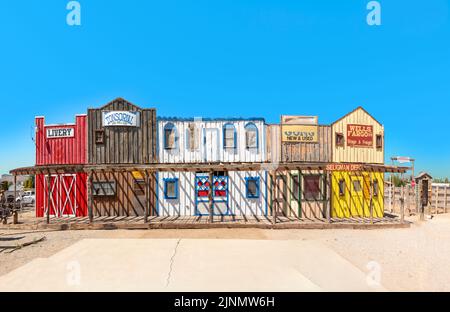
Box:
[35,115,87,217]
[35,115,87,165]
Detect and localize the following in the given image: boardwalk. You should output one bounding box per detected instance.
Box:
[0,212,409,231]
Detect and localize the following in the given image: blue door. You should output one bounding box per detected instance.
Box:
[195,175,229,215]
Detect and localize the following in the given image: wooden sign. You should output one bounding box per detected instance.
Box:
[281,125,318,143]
[46,128,75,139]
[347,124,373,147]
[326,164,363,171]
[102,111,140,127]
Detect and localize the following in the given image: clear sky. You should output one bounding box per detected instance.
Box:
[0,0,449,177]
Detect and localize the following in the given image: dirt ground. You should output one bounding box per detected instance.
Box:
[1,214,450,291]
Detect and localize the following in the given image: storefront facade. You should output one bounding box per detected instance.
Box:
[35,115,88,217]
[157,118,268,216]
[330,107,385,218]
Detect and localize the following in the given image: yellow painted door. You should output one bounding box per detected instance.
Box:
[331,172,350,218]
[350,176,364,217]
[363,174,371,217]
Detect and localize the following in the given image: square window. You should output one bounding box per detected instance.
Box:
[303,175,321,201]
[93,181,116,197]
[376,135,383,149]
[164,179,178,199]
[336,133,344,147]
[95,130,104,144]
[246,177,260,198]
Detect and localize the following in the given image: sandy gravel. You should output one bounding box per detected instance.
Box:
[1,214,449,291]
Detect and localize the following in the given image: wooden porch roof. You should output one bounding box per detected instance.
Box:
[10,162,410,175]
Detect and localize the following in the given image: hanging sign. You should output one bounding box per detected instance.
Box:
[281,115,318,125]
[281,125,318,143]
[46,128,75,139]
[347,124,373,147]
[102,111,140,127]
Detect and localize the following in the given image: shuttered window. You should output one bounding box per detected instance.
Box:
[223,123,236,148]
[245,123,258,149]
[376,134,383,149]
[164,123,177,149]
[187,123,198,150]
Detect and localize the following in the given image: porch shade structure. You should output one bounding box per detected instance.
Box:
[10,162,410,224]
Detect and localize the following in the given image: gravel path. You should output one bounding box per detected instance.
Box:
[0,214,449,291]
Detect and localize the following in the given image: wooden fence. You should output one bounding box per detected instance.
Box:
[385,184,450,215]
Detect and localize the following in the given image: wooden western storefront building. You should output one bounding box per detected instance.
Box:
[157,118,268,217]
[35,115,88,218]
[10,100,409,226]
[87,98,157,217]
[330,107,385,218]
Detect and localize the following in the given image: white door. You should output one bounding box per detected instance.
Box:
[203,128,219,162]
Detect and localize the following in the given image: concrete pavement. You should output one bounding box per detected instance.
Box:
[0,239,385,292]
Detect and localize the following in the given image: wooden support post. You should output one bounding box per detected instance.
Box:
[297,168,302,219]
[400,186,405,223]
[144,170,149,223]
[209,171,214,224]
[272,171,277,225]
[87,171,93,223]
[435,186,439,215]
[370,174,374,224]
[444,185,448,213]
[326,172,331,223]
[12,175,18,224]
[46,173,51,224]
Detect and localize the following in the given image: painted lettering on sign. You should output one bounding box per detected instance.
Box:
[281,125,318,143]
[347,124,373,147]
[326,164,363,172]
[46,128,75,139]
[102,111,140,127]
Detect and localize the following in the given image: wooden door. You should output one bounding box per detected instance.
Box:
[274,175,287,217]
[203,128,219,162]
[350,176,364,217]
[60,175,77,217]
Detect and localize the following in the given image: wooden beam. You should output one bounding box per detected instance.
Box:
[88,171,93,223]
[209,171,214,224]
[144,170,149,223]
[46,172,51,224]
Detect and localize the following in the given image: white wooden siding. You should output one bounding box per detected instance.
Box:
[157,171,268,216]
[158,120,266,163]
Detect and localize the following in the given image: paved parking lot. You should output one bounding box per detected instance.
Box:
[0,238,382,292]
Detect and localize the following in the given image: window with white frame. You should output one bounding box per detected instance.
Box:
[223,123,236,149]
[245,123,258,149]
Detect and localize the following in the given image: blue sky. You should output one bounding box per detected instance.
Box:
[0,0,449,177]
